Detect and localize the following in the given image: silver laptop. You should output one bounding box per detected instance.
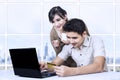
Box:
[9,48,56,78]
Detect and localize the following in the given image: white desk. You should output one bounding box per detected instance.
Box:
[0,70,120,80]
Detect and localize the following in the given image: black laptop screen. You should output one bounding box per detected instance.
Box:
[9,48,40,69]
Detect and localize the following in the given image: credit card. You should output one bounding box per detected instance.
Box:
[47,62,56,69]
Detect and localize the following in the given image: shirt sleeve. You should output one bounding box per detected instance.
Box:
[93,37,106,57]
[58,45,70,61]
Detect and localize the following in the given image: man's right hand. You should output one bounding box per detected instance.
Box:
[40,61,47,70]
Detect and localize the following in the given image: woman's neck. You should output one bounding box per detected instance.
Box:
[55,28,63,33]
[55,29,63,38]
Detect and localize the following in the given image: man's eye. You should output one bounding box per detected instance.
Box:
[67,36,70,39]
[72,37,77,39]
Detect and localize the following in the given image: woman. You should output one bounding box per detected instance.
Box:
[49,6,68,54]
[48,6,90,67]
[48,6,76,67]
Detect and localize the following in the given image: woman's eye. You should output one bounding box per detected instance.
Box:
[56,19,60,21]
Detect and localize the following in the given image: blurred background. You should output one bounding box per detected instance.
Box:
[0,0,120,72]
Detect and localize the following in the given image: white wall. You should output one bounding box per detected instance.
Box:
[0,0,120,71]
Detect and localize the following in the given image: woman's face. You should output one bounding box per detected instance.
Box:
[52,14,67,31]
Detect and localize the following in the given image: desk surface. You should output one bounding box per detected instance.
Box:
[0,70,120,80]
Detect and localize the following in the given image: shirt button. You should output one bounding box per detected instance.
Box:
[80,54,82,56]
[81,64,83,66]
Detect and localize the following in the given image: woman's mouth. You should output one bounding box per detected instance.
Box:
[56,26,61,29]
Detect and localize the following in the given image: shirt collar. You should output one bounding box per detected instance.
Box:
[82,35,91,47]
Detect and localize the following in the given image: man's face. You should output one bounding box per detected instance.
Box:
[66,32,85,48]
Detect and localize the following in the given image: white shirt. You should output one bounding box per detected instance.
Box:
[58,36,107,71]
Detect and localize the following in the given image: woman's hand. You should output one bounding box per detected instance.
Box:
[52,40,60,48]
[61,33,70,44]
[61,39,70,45]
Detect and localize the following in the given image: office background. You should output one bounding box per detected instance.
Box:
[0,0,120,71]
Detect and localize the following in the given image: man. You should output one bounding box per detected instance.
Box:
[40,18,107,77]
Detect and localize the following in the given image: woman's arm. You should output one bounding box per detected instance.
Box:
[50,27,65,54]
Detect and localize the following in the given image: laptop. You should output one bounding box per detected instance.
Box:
[9,48,56,78]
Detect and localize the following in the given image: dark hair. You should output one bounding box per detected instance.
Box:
[63,18,90,36]
[48,6,67,23]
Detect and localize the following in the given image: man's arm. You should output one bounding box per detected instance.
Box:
[54,56,105,77]
[74,56,105,75]
[52,56,65,66]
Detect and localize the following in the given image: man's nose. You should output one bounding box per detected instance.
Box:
[69,39,74,43]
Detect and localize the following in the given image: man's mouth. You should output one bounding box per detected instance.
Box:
[72,43,76,46]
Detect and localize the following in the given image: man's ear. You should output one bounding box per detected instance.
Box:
[82,31,87,37]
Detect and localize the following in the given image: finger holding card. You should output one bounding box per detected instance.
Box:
[47,62,56,71]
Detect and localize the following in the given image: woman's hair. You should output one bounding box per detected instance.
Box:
[48,6,67,23]
[63,18,90,36]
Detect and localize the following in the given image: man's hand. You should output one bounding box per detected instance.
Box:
[54,65,74,77]
[40,61,47,70]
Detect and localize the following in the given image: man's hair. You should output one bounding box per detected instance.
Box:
[63,18,89,36]
[48,6,67,23]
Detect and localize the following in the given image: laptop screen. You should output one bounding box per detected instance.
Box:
[9,48,40,69]
[9,48,43,78]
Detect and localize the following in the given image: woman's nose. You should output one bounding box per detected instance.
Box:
[54,22,59,27]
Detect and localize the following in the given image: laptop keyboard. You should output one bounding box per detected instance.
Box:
[41,71,56,77]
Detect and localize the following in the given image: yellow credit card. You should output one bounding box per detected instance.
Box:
[47,62,56,69]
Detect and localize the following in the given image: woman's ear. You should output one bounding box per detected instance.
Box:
[65,14,68,21]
